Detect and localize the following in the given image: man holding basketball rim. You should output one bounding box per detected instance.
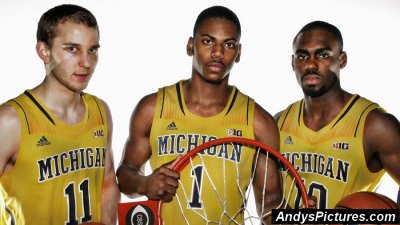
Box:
[275,20,400,209]
[117,5,283,224]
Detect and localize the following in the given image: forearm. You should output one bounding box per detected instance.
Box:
[117,164,148,198]
[257,196,283,225]
[101,171,120,225]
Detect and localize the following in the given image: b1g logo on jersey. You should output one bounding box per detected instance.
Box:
[126,204,154,225]
[332,142,349,150]
[226,128,242,137]
[94,129,104,138]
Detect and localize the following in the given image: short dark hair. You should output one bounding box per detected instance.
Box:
[193,6,241,38]
[36,4,98,46]
[293,20,343,51]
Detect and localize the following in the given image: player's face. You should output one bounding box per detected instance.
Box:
[188,18,241,83]
[291,29,346,97]
[46,21,99,93]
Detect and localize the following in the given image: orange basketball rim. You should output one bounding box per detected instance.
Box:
[118,137,309,225]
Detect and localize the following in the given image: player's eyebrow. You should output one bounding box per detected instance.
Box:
[200,34,238,42]
[63,42,80,46]
[315,47,332,54]
[91,44,100,49]
[294,49,308,55]
[63,42,100,49]
[295,47,332,55]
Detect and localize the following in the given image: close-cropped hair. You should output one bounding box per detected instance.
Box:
[193,5,241,38]
[293,20,344,51]
[36,4,99,46]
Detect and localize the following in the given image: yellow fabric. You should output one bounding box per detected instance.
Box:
[278,95,385,209]
[0,183,25,225]
[149,81,255,224]
[1,91,107,224]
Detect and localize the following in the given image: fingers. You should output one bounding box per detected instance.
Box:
[154,173,179,202]
[166,154,184,170]
[307,195,318,208]
[145,164,181,202]
[157,167,180,188]
[143,155,186,202]
[159,164,180,180]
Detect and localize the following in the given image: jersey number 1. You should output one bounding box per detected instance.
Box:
[64,179,92,225]
[188,165,204,208]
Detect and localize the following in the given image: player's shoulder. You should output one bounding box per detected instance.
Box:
[232,89,272,123]
[82,92,103,103]
[141,81,176,107]
[138,92,158,108]
[366,107,399,128]
[273,99,302,122]
[128,92,158,123]
[356,94,397,126]
[0,103,20,132]
[253,102,276,126]
[361,96,399,144]
[0,103,18,117]
[363,102,399,163]
[81,92,110,113]
[0,91,22,115]
[233,86,252,99]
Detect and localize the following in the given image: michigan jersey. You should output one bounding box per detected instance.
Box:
[277,95,385,209]
[149,81,255,224]
[1,90,107,224]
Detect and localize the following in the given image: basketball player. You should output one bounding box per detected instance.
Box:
[117,6,282,224]
[0,4,120,224]
[275,21,400,209]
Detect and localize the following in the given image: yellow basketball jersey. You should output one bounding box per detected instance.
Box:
[277,95,385,209]
[149,81,255,224]
[1,90,107,224]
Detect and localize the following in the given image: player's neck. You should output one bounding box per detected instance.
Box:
[185,76,231,102]
[182,78,232,117]
[303,90,352,130]
[30,80,86,125]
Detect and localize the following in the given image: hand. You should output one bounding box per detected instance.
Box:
[301,196,322,225]
[143,156,181,202]
[307,195,318,209]
[286,195,317,209]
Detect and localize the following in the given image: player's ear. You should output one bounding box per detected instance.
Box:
[234,44,241,63]
[36,42,51,64]
[186,37,194,56]
[339,51,347,69]
[291,55,295,71]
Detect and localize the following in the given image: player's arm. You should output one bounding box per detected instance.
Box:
[252,103,283,224]
[100,100,120,225]
[116,93,180,202]
[0,105,20,177]
[364,109,400,184]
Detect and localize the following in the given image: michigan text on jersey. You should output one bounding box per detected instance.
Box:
[282,152,350,182]
[37,147,106,182]
[157,134,243,163]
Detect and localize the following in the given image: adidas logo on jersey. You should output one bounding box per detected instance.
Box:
[166,122,178,130]
[36,136,51,147]
[284,136,293,144]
